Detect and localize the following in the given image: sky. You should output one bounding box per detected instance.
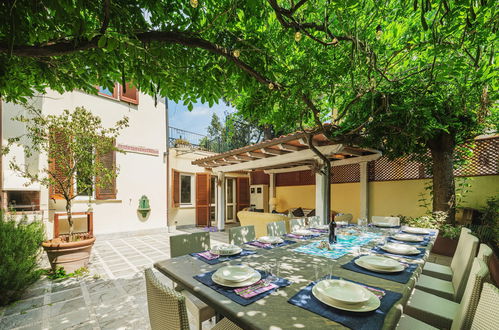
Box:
[167,99,235,139]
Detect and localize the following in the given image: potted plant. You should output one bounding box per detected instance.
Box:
[6,106,128,272]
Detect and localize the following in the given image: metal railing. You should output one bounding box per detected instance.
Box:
[168,126,228,153]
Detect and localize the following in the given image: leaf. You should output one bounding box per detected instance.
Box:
[98,36,107,48]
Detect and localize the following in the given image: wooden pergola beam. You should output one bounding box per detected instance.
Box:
[278,143,303,152]
[260,148,287,155]
[246,151,268,158]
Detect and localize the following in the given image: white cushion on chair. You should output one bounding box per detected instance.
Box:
[371,216,400,226]
[396,314,438,330]
[422,262,453,281]
[404,289,459,329]
[415,274,455,301]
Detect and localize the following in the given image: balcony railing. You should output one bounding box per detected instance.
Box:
[168,126,228,153]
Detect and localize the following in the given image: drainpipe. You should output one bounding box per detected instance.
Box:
[165,98,170,231]
[307,134,331,224]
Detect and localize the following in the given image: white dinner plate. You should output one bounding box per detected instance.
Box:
[392,234,424,242]
[356,255,401,270]
[402,227,430,235]
[381,243,420,255]
[336,221,348,226]
[355,257,405,273]
[292,229,314,236]
[213,265,255,283]
[313,279,370,305]
[212,269,261,288]
[210,244,242,256]
[375,222,398,228]
[257,236,284,244]
[312,281,381,312]
[314,225,329,230]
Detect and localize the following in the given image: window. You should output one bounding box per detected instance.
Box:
[180,174,193,204]
[97,84,118,99]
[119,82,139,104]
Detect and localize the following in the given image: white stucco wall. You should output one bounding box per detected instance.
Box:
[2,89,167,237]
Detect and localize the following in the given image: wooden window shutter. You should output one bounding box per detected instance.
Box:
[236,177,250,215]
[195,173,210,227]
[172,169,180,207]
[95,139,117,200]
[49,128,72,199]
[119,82,139,104]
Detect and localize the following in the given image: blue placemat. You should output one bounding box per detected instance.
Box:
[387,236,430,246]
[371,246,426,260]
[190,249,257,265]
[288,276,402,330]
[341,256,419,284]
[194,269,291,306]
[246,239,297,249]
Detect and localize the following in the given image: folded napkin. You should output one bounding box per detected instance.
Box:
[234,280,278,298]
[285,233,320,240]
[246,240,296,249]
[342,256,419,284]
[371,245,426,260]
[387,236,430,246]
[310,228,329,233]
[194,269,291,306]
[190,249,257,265]
[288,276,402,330]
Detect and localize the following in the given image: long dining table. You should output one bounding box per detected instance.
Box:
[154,227,437,330]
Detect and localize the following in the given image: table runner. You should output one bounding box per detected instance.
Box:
[288,277,402,330]
[341,256,418,284]
[190,249,256,265]
[194,269,291,306]
[293,234,379,260]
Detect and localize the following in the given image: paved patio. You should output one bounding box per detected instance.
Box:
[0,228,452,330]
[0,229,226,330]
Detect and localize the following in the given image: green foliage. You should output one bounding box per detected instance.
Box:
[440,224,462,240]
[0,212,45,306]
[4,106,128,238]
[469,196,499,251]
[44,267,90,280]
[401,211,461,239]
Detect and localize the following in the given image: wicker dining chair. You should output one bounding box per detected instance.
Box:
[289,218,306,232]
[169,232,214,330]
[229,225,256,245]
[145,269,242,330]
[404,258,489,329]
[416,233,479,302]
[267,221,287,236]
[476,243,493,265]
[307,216,322,227]
[370,216,400,226]
[470,283,499,330]
[422,227,472,281]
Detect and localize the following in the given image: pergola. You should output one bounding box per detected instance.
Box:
[192,129,382,229]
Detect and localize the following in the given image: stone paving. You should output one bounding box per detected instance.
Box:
[0,228,452,330]
[0,229,225,330]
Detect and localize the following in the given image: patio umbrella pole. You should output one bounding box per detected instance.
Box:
[307,135,332,224]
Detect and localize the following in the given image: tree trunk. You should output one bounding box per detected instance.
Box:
[428,132,456,224]
[66,200,73,240]
[262,125,274,140]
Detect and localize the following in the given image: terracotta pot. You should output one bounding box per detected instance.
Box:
[42,237,96,273]
[431,234,458,257]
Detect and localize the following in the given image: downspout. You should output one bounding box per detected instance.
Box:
[165,98,170,231]
[307,134,331,224]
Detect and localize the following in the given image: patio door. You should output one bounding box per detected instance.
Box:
[236,177,250,221]
[225,178,236,223]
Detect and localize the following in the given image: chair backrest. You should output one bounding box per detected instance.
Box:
[229,225,256,245]
[335,214,353,223]
[470,283,499,330]
[290,218,306,232]
[267,221,287,236]
[452,234,479,301]
[451,228,473,267]
[371,216,400,226]
[307,216,322,227]
[170,232,210,258]
[451,258,489,330]
[145,268,190,330]
[477,244,493,265]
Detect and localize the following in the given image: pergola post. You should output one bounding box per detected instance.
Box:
[216,172,225,231]
[315,170,328,225]
[269,173,276,198]
[360,161,369,220]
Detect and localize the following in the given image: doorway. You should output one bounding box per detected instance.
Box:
[225,178,236,223]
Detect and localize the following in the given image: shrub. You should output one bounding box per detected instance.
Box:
[469,196,499,253]
[0,212,45,306]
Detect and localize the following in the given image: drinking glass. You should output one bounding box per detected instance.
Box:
[327,259,336,280]
[313,264,322,283]
[358,218,368,233]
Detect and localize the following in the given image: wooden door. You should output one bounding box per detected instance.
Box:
[195,173,210,227]
[236,177,250,221]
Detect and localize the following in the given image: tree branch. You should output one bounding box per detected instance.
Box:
[99,0,111,35]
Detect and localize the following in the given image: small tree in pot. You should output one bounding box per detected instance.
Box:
[6,106,128,272]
